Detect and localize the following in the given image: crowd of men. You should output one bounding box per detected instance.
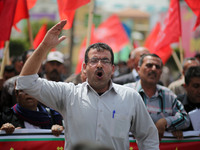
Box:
[0,20,200,150]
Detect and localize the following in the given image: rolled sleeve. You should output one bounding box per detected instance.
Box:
[16,74,39,90]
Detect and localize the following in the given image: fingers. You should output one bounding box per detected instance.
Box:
[172,130,183,140]
[59,20,67,29]
[51,124,64,137]
[42,20,67,50]
[0,123,15,134]
[58,36,67,44]
[49,20,67,35]
[158,131,164,141]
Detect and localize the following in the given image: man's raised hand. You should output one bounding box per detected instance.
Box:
[42,20,67,50]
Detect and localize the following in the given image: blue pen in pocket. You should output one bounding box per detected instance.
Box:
[112,110,115,118]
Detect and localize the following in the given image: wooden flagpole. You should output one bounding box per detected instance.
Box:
[172,51,182,73]
[179,37,184,65]
[27,18,34,49]
[0,41,10,78]
[86,0,95,48]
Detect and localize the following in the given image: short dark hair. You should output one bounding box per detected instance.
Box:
[194,53,200,59]
[22,49,34,64]
[182,57,199,69]
[84,43,114,65]
[4,65,15,73]
[185,66,200,85]
[138,53,163,67]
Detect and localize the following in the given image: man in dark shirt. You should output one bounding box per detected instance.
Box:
[177,66,200,130]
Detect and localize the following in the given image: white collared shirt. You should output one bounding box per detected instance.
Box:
[17,74,159,150]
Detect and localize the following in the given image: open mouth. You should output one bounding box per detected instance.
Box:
[96,70,104,78]
[26,98,34,101]
[97,72,103,77]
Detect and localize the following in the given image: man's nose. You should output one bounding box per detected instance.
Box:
[96,60,103,67]
[152,65,157,70]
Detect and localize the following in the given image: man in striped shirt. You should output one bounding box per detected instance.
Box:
[125,53,190,141]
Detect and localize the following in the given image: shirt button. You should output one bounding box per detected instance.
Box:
[98,124,101,127]
[100,110,102,112]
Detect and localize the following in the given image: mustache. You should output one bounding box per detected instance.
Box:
[95,68,104,74]
[50,69,59,74]
[148,71,157,77]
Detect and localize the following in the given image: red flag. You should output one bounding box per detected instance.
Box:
[13,0,29,31]
[57,0,90,30]
[95,14,129,52]
[75,25,96,74]
[63,0,90,11]
[0,41,4,58]
[184,0,200,30]
[33,24,47,49]
[154,0,181,50]
[0,0,18,41]
[145,22,172,64]
[145,23,161,52]
[27,0,37,10]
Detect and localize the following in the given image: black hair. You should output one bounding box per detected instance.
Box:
[194,53,200,59]
[21,49,34,64]
[84,43,114,65]
[4,65,15,72]
[185,66,200,85]
[182,57,199,69]
[138,53,163,67]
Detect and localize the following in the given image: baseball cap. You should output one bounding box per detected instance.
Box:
[46,51,64,64]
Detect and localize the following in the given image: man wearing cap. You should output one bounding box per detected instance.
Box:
[44,51,65,82]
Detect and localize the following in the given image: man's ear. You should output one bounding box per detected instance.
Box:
[83,62,86,70]
[136,65,140,73]
[111,64,115,75]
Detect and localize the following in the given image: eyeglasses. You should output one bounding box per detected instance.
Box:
[88,58,111,65]
[146,63,161,69]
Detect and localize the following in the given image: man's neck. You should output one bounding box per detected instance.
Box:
[141,82,156,98]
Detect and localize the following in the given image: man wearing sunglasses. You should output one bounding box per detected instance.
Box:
[125,53,190,141]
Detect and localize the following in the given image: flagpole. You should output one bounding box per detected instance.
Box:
[172,51,182,73]
[27,18,34,49]
[179,37,183,64]
[0,41,10,78]
[86,0,95,48]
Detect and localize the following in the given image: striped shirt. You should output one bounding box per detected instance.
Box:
[125,80,190,131]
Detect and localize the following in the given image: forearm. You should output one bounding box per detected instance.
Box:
[20,44,50,76]
[165,113,190,130]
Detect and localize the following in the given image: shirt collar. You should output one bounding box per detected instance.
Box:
[85,79,116,96]
[136,80,163,98]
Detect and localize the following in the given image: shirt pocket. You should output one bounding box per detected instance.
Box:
[110,113,130,139]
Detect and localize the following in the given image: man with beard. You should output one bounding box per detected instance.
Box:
[44,51,64,82]
[125,54,190,141]
[16,20,159,150]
